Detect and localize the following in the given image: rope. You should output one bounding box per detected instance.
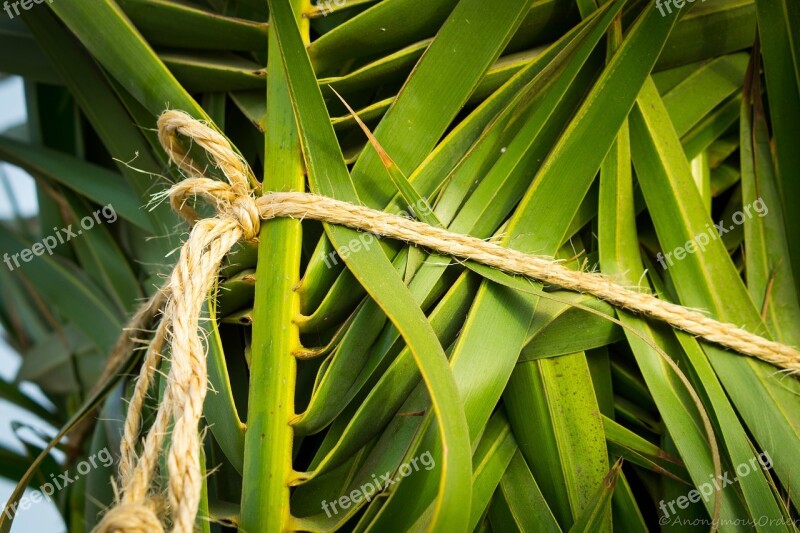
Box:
[95,111,259,533]
[257,191,800,370]
[95,110,800,532]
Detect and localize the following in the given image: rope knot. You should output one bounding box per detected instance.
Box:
[158,110,261,241]
[229,193,260,240]
[165,177,260,240]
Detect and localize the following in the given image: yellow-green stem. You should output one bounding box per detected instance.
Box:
[240,1,308,531]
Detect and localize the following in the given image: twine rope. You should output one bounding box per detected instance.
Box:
[95,111,258,533]
[95,110,800,532]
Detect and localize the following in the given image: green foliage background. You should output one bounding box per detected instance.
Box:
[0,0,798,531]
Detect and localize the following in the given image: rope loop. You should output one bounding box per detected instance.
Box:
[94,502,165,533]
[159,110,260,240]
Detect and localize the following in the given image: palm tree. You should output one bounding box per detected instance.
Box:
[0,0,798,530]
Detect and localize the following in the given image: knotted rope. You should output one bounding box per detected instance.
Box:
[95,111,260,533]
[96,110,800,532]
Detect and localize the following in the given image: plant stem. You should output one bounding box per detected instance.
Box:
[240,1,308,530]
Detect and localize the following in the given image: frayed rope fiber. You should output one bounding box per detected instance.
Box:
[95,110,800,532]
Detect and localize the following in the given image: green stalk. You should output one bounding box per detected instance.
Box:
[240,1,308,530]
